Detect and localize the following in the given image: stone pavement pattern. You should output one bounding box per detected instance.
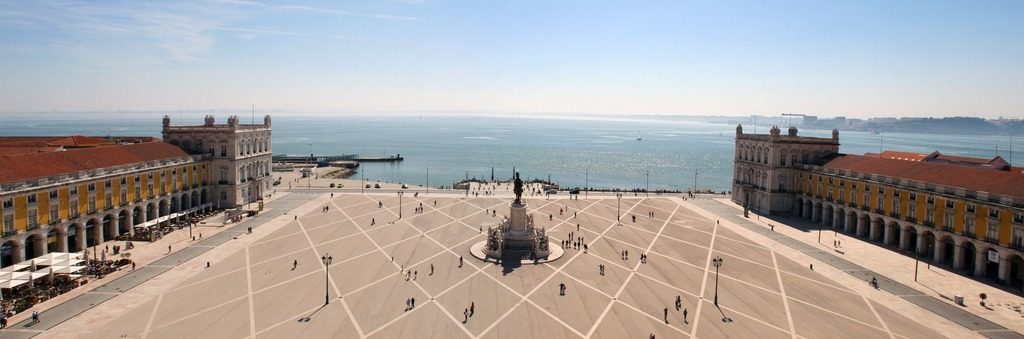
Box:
[686,198,1024,339]
[38,195,950,338]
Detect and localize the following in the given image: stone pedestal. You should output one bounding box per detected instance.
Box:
[509,202,528,233]
[471,200,562,264]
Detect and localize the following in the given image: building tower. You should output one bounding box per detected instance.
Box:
[732,125,839,215]
[162,115,273,208]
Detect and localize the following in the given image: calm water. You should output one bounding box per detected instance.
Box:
[0,113,1019,192]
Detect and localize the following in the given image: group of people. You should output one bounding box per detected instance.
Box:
[461,302,475,323]
[563,231,587,253]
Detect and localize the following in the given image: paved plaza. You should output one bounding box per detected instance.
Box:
[37,194,959,338]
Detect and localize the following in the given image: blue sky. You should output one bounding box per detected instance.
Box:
[1,0,1022,118]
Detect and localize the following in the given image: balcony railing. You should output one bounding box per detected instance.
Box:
[219,180,230,185]
[941,226,954,233]
[924,221,934,227]
[874,208,885,214]
[985,236,999,245]
[889,212,901,218]
[905,216,916,223]
[848,202,857,208]
[3,230,15,237]
[962,231,977,239]
[1011,242,1024,251]
[27,223,39,231]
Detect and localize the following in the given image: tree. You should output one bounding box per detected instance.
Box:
[979,292,988,307]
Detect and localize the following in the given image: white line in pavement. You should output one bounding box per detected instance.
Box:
[474,199,601,338]
[586,201,681,338]
[773,250,798,339]
[688,201,720,339]
[245,247,257,339]
[295,217,366,338]
[480,199,641,338]
[140,292,164,339]
[862,294,895,339]
[336,196,488,339]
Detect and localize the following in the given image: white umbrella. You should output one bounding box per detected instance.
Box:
[0,279,27,289]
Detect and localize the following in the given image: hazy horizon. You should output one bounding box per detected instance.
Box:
[2,1,1023,118]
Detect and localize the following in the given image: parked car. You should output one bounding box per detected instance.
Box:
[401,184,409,189]
[374,183,381,188]
[545,189,557,195]
[365,184,372,189]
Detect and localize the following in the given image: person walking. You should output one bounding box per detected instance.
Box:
[168,245,172,254]
[459,256,463,268]
[31,310,39,325]
[470,302,475,317]
[683,308,688,323]
[293,259,298,270]
[430,263,434,276]
[664,307,669,323]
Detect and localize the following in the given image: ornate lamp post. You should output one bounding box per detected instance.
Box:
[645,170,649,198]
[616,193,623,225]
[712,256,724,305]
[398,191,404,219]
[321,254,333,305]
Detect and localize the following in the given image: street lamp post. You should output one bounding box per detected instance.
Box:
[321,254,333,305]
[693,169,698,196]
[645,170,649,198]
[360,166,364,194]
[398,191,404,219]
[712,256,723,305]
[307,144,313,189]
[585,169,589,200]
[426,167,429,196]
[616,193,623,225]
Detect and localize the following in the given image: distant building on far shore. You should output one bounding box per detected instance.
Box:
[733,125,1024,292]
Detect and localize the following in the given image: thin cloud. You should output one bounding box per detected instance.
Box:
[2,1,227,61]
[215,0,420,21]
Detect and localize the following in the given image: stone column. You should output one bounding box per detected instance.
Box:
[75,226,86,253]
[844,214,855,233]
[12,242,25,263]
[953,243,965,270]
[811,204,820,223]
[833,210,842,230]
[870,219,881,241]
[933,236,945,263]
[999,253,1012,285]
[856,217,867,237]
[974,249,988,277]
[34,235,47,258]
[57,230,68,252]
[92,221,104,245]
[109,217,120,239]
[883,223,895,245]
[916,231,928,256]
[900,228,912,251]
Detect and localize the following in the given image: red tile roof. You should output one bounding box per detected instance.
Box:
[0,142,190,184]
[823,154,1024,200]
[877,150,928,161]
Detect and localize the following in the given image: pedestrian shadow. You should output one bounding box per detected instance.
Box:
[297,304,328,323]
